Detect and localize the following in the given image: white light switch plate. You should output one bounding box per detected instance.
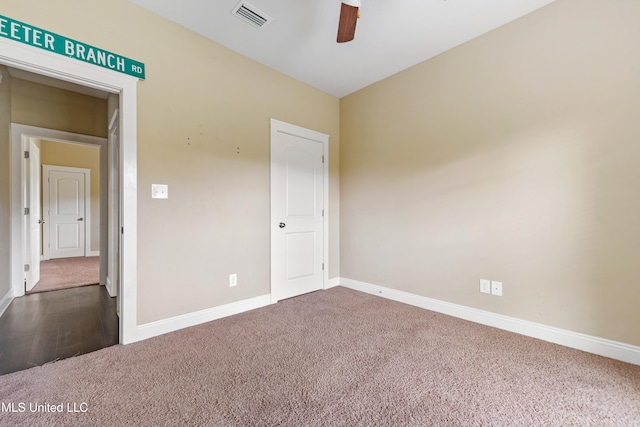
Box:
[152,184,168,199]
[480,279,491,294]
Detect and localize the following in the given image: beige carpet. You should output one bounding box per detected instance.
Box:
[0,286,638,426]
[28,257,100,294]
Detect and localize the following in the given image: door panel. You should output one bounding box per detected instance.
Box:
[286,150,316,217]
[286,232,316,280]
[271,125,325,302]
[56,223,81,248]
[49,170,85,258]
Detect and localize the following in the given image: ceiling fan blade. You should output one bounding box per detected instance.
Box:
[337,2,359,43]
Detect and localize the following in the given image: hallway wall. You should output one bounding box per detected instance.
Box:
[11,78,108,138]
[0,65,12,300]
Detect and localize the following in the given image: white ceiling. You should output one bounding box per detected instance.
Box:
[130,0,557,98]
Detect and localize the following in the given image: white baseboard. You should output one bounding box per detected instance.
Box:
[340,277,640,366]
[105,277,116,298]
[87,251,100,257]
[0,288,14,318]
[136,294,272,342]
[325,277,340,289]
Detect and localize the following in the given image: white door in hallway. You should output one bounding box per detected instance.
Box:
[47,168,87,259]
[25,139,41,291]
[271,120,327,302]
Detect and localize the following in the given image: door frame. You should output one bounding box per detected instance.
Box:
[42,164,92,260]
[269,119,330,303]
[106,109,120,300]
[2,36,139,344]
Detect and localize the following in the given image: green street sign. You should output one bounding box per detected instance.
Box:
[0,15,145,80]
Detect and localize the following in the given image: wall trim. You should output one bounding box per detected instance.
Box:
[339,277,640,366]
[105,276,116,297]
[136,294,272,342]
[325,277,340,289]
[0,288,13,318]
[87,251,100,257]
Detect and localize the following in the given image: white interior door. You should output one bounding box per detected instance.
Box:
[271,121,326,302]
[25,139,41,291]
[47,168,86,259]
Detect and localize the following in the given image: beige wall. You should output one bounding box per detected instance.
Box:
[11,78,108,138]
[340,0,640,346]
[1,0,340,324]
[0,65,12,298]
[40,140,101,253]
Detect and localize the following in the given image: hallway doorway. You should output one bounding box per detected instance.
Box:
[1,35,139,344]
[25,135,103,296]
[0,68,120,373]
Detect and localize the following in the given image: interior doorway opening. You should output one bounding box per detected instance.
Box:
[28,141,103,296]
[1,35,139,345]
[1,73,121,373]
[14,124,112,297]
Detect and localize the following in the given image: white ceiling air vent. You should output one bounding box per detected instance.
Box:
[231,1,273,30]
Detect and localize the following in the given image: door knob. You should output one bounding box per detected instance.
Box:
[38,219,45,225]
[279,222,286,228]
[78,218,84,221]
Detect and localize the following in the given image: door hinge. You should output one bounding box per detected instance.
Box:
[322,209,324,217]
[24,207,30,215]
[24,151,30,159]
[322,155,325,163]
[24,264,30,272]
[121,226,124,235]
[322,263,324,271]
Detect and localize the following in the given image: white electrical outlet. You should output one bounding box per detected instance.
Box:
[229,273,237,287]
[480,279,491,294]
[151,184,168,199]
[491,280,503,296]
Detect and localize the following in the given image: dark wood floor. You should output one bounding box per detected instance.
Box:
[0,285,118,375]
